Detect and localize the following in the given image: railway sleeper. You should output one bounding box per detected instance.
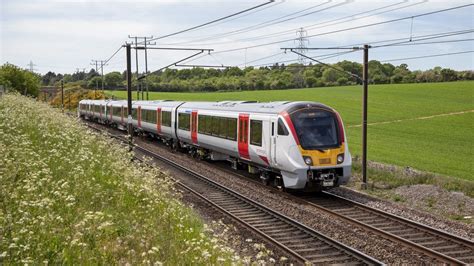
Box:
[397,231,426,238]
[346,213,376,220]
[254,222,288,229]
[244,216,278,222]
[226,206,256,213]
[441,249,474,256]
[275,235,314,243]
[263,227,298,234]
[237,213,269,219]
[386,228,418,235]
[356,217,389,224]
[432,244,464,252]
[245,217,279,223]
[305,250,347,259]
[414,239,447,246]
[250,221,285,228]
[268,230,307,238]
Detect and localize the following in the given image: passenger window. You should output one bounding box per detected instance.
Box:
[178,113,191,130]
[161,111,171,127]
[250,120,262,146]
[278,118,289,136]
[227,118,237,141]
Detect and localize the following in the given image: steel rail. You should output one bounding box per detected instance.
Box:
[83,122,382,265]
[207,161,473,265]
[81,120,472,264]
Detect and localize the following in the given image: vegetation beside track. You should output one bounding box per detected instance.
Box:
[0,94,239,264]
[107,81,474,184]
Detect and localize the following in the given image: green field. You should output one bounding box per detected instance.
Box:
[108,81,474,181]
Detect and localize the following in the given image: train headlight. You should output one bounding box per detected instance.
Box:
[337,154,344,164]
[303,156,313,166]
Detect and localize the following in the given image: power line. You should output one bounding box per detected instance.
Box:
[142,1,275,43]
[377,38,474,47]
[104,45,124,65]
[211,3,473,55]
[379,50,474,62]
[188,0,284,31]
[370,31,474,48]
[318,29,474,49]
[166,0,349,46]
[252,50,359,68]
[238,0,426,44]
[167,0,423,47]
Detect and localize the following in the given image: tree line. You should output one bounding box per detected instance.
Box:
[1,60,472,97]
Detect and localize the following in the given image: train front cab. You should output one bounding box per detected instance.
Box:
[273,104,351,191]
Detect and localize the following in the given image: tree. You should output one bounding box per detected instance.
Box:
[0,63,40,96]
[104,72,123,88]
[87,76,103,88]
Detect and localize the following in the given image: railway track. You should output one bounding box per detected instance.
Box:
[83,121,473,264]
[211,161,474,265]
[301,192,474,265]
[85,122,381,265]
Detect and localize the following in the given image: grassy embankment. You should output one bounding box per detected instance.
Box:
[108,81,474,195]
[0,94,238,264]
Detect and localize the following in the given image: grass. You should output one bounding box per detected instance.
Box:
[0,94,239,264]
[108,81,474,182]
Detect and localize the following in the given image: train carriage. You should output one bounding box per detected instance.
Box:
[78,99,351,191]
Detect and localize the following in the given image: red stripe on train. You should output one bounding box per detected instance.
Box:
[281,111,300,145]
[191,110,198,144]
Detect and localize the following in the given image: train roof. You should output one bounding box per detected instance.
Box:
[179,101,333,114]
[79,99,334,114]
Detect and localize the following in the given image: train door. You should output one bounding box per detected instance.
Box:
[191,110,198,144]
[270,117,278,166]
[137,106,141,128]
[238,114,250,160]
[156,107,162,134]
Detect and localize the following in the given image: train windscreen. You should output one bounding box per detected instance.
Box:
[290,109,340,150]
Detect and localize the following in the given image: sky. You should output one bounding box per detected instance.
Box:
[1,0,473,75]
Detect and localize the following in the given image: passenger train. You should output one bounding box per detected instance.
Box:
[78,99,351,191]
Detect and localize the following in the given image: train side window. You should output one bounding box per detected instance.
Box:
[198,115,205,134]
[227,118,237,141]
[161,111,171,127]
[250,120,262,146]
[210,116,217,136]
[278,118,289,136]
[201,115,209,134]
[142,109,147,122]
[178,113,190,131]
[145,109,156,124]
[218,117,226,138]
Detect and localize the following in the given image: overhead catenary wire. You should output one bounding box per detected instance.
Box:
[377,38,474,47]
[103,45,124,65]
[167,0,349,46]
[140,1,275,44]
[252,49,359,68]
[211,3,473,55]
[166,0,425,47]
[379,50,474,62]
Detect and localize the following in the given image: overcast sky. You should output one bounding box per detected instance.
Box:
[1,0,473,75]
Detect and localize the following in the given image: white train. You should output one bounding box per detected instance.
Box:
[78,99,351,191]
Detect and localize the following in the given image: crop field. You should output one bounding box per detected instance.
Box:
[107,81,474,182]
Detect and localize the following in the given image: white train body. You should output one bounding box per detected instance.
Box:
[79,99,352,191]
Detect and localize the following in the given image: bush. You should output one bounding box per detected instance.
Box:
[0,94,239,264]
